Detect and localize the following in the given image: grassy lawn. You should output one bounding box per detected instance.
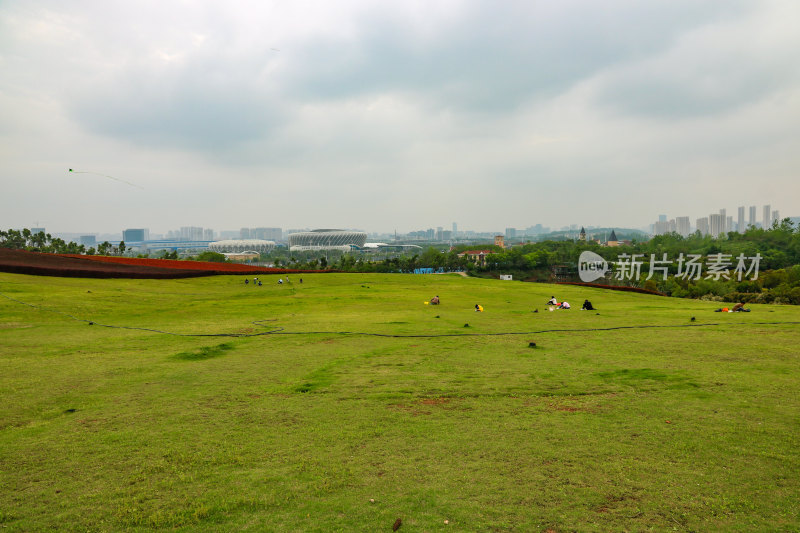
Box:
[1,272,799,531]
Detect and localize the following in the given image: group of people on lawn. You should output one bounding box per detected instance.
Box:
[427,294,594,312]
[428,294,749,313]
[547,296,594,311]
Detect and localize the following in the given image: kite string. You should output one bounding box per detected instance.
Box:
[68,169,143,189]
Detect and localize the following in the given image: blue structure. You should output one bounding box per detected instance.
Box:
[413,268,447,274]
[126,240,214,253]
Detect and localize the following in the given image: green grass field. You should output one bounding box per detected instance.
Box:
[1,272,799,531]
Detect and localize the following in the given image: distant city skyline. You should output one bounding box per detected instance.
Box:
[652,203,787,237]
[21,198,794,245]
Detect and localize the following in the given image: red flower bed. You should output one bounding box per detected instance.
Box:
[556,281,666,296]
[0,248,208,279]
[0,249,330,279]
[59,255,328,275]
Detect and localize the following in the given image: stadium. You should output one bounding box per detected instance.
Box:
[287,229,367,251]
[208,239,276,253]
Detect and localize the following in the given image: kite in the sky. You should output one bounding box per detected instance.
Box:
[68,169,143,189]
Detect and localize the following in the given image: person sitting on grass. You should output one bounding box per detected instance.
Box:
[581,299,595,311]
[732,302,750,312]
[548,296,558,305]
[430,296,440,305]
[557,301,571,309]
[475,304,484,312]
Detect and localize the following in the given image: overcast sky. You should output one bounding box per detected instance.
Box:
[1,0,798,235]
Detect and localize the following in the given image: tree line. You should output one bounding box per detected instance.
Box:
[462,219,800,304]
[4,222,799,304]
[0,229,126,256]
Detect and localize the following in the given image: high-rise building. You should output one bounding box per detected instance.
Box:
[749,205,756,228]
[719,209,727,233]
[658,214,667,222]
[737,206,745,233]
[180,227,203,241]
[79,235,96,247]
[727,216,733,235]
[709,214,722,237]
[772,210,780,226]
[252,228,282,241]
[505,228,517,239]
[123,228,146,242]
[696,217,709,236]
[203,228,215,241]
[675,217,691,237]
[653,220,670,235]
[763,205,771,229]
[452,222,458,238]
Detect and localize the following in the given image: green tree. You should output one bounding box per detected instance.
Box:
[195,251,227,262]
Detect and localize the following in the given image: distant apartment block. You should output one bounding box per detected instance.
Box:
[242,227,283,241]
[524,224,548,235]
[675,217,690,237]
[696,217,709,236]
[181,226,204,241]
[79,235,96,247]
[709,214,723,237]
[763,205,771,229]
[653,220,670,235]
[737,206,745,233]
[749,205,757,228]
[123,228,147,242]
[654,217,682,236]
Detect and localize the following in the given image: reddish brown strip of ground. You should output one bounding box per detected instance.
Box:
[0,249,328,279]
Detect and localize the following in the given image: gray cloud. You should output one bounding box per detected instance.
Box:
[1,0,798,234]
[69,60,286,150]
[590,4,800,119]
[285,1,752,113]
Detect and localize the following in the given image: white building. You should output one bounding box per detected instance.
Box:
[288,229,367,251]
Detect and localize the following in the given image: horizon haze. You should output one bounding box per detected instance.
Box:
[2,1,799,235]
